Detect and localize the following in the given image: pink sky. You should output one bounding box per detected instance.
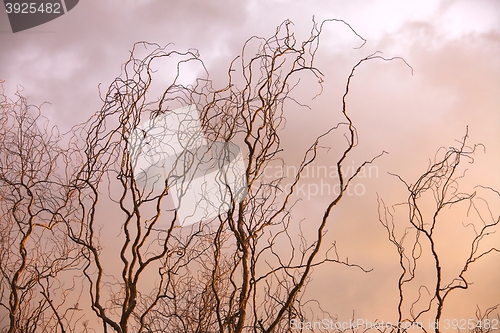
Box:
[1,1,499,331]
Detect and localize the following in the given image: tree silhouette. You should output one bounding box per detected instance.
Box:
[378,130,500,333]
[65,19,402,333]
[0,83,83,333]
[1,19,497,333]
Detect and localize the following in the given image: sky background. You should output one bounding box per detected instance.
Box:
[1,0,499,329]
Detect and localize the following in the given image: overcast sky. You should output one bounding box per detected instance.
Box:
[1,0,499,328]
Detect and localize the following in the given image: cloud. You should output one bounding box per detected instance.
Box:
[0,0,498,326]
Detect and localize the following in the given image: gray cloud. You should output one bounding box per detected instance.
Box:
[0,0,498,327]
